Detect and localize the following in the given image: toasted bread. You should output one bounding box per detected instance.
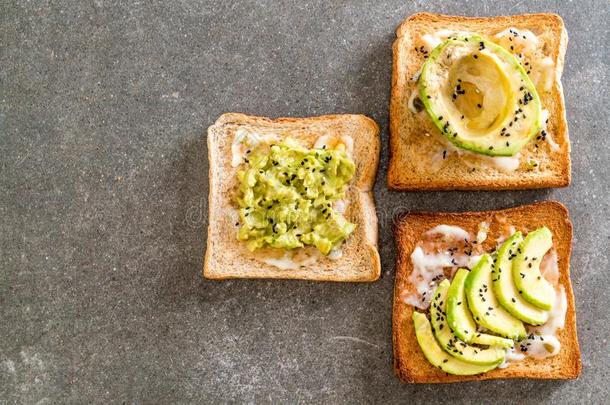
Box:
[204,113,381,281]
[393,201,581,383]
[388,13,570,190]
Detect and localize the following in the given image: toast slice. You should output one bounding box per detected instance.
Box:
[393,201,581,383]
[204,113,381,281]
[388,13,570,190]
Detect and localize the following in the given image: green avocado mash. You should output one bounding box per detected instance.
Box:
[236,139,356,255]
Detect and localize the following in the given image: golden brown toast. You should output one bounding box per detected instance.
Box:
[388,13,570,190]
[393,201,581,383]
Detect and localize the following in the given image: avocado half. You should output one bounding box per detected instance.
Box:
[418,34,542,157]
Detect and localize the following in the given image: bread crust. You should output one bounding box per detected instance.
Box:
[388,12,570,190]
[392,201,581,383]
[204,113,381,281]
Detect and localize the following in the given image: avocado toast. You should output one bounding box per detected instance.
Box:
[205,113,381,281]
[388,13,570,190]
[392,201,581,383]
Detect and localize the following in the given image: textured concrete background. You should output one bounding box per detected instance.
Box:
[1,0,609,403]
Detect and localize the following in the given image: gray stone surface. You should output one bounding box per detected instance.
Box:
[1,0,608,403]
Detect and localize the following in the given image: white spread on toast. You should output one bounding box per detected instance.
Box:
[540,109,560,152]
[407,89,423,113]
[464,254,483,271]
[494,28,554,93]
[231,128,268,167]
[403,247,450,309]
[494,28,540,56]
[498,348,526,369]
[420,30,474,51]
[262,251,318,270]
[430,137,522,173]
[477,154,522,172]
[424,224,471,240]
[476,221,490,244]
[333,199,347,215]
[327,248,343,260]
[314,134,354,157]
[540,249,560,285]
[521,334,561,359]
[402,225,475,309]
[260,246,342,270]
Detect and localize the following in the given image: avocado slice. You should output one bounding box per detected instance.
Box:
[412,312,501,376]
[447,268,514,349]
[431,280,506,365]
[471,333,514,349]
[512,227,556,310]
[419,34,542,157]
[465,255,526,340]
[493,232,550,324]
[446,269,478,342]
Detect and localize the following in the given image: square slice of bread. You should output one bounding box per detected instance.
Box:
[388,12,570,190]
[393,201,581,383]
[204,113,381,281]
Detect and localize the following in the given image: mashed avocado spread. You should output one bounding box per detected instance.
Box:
[236,139,355,255]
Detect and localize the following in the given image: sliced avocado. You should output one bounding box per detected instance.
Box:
[430,280,506,365]
[412,312,501,376]
[419,34,542,157]
[447,269,514,349]
[512,227,556,310]
[471,333,514,349]
[493,232,550,324]
[446,269,478,342]
[465,255,526,340]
